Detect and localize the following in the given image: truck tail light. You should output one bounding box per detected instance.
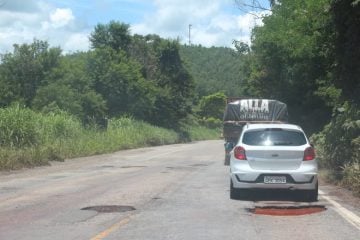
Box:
[234,146,247,160]
[303,147,315,161]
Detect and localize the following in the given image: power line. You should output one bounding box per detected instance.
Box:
[188,24,192,45]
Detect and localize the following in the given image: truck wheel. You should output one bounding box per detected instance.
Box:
[224,154,230,165]
[230,180,239,199]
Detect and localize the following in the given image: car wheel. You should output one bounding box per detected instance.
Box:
[230,180,249,200]
[305,182,318,202]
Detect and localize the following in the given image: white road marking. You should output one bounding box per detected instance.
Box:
[319,190,360,231]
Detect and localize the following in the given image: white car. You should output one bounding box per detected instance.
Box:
[229,123,318,201]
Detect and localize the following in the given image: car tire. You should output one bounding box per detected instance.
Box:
[305,182,318,202]
[230,180,249,200]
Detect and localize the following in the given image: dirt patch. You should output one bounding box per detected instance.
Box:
[319,174,360,209]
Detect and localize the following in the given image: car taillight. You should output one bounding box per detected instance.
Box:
[234,146,247,160]
[303,147,315,161]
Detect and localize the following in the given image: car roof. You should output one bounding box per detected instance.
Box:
[244,123,303,131]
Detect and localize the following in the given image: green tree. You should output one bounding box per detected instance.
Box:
[0,40,61,106]
[32,83,82,114]
[87,47,156,120]
[128,34,161,80]
[150,40,194,128]
[89,21,194,128]
[198,92,226,120]
[233,40,250,55]
[245,0,333,133]
[331,0,360,103]
[89,21,131,53]
[31,52,107,123]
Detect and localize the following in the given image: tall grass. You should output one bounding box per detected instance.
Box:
[0,106,219,170]
[0,106,40,147]
[0,106,179,170]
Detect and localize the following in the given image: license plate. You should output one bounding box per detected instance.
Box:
[264,176,286,184]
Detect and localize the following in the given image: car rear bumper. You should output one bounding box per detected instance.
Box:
[231,174,317,190]
[230,170,318,190]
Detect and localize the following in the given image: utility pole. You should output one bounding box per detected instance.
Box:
[188,24,192,45]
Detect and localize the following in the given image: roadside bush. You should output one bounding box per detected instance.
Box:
[199,117,222,129]
[311,103,360,194]
[342,162,360,196]
[321,103,359,170]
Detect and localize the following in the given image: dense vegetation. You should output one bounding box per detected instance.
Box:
[0,23,195,130]
[0,22,221,170]
[237,0,359,194]
[180,46,245,98]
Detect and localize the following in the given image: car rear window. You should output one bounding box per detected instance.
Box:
[242,128,307,146]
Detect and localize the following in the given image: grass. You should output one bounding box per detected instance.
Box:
[0,106,220,170]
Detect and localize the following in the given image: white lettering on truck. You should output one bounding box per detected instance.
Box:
[239,99,269,120]
[240,99,269,112]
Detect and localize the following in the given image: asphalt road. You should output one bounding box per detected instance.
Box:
[0,140,359,240]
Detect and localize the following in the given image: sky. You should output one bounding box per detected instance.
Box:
[0,0,270,54]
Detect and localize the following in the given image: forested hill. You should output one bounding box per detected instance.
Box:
[179,45,245,98]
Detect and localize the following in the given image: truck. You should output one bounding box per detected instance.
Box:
[223,98,288,165]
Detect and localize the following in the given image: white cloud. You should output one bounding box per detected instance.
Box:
[63,33,89,52]
[133,0,270,47]
[0,1,90,54]
[49,8,75,28]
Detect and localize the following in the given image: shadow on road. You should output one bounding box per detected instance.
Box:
[237,189,309,202]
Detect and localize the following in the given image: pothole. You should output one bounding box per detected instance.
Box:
[121,166,146,169]
[49,175,67,180]
[81,205,136,213]
[190,163,208,167]
[166,166,190,170]
[101,165,114,168]
[248,205,326,216]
